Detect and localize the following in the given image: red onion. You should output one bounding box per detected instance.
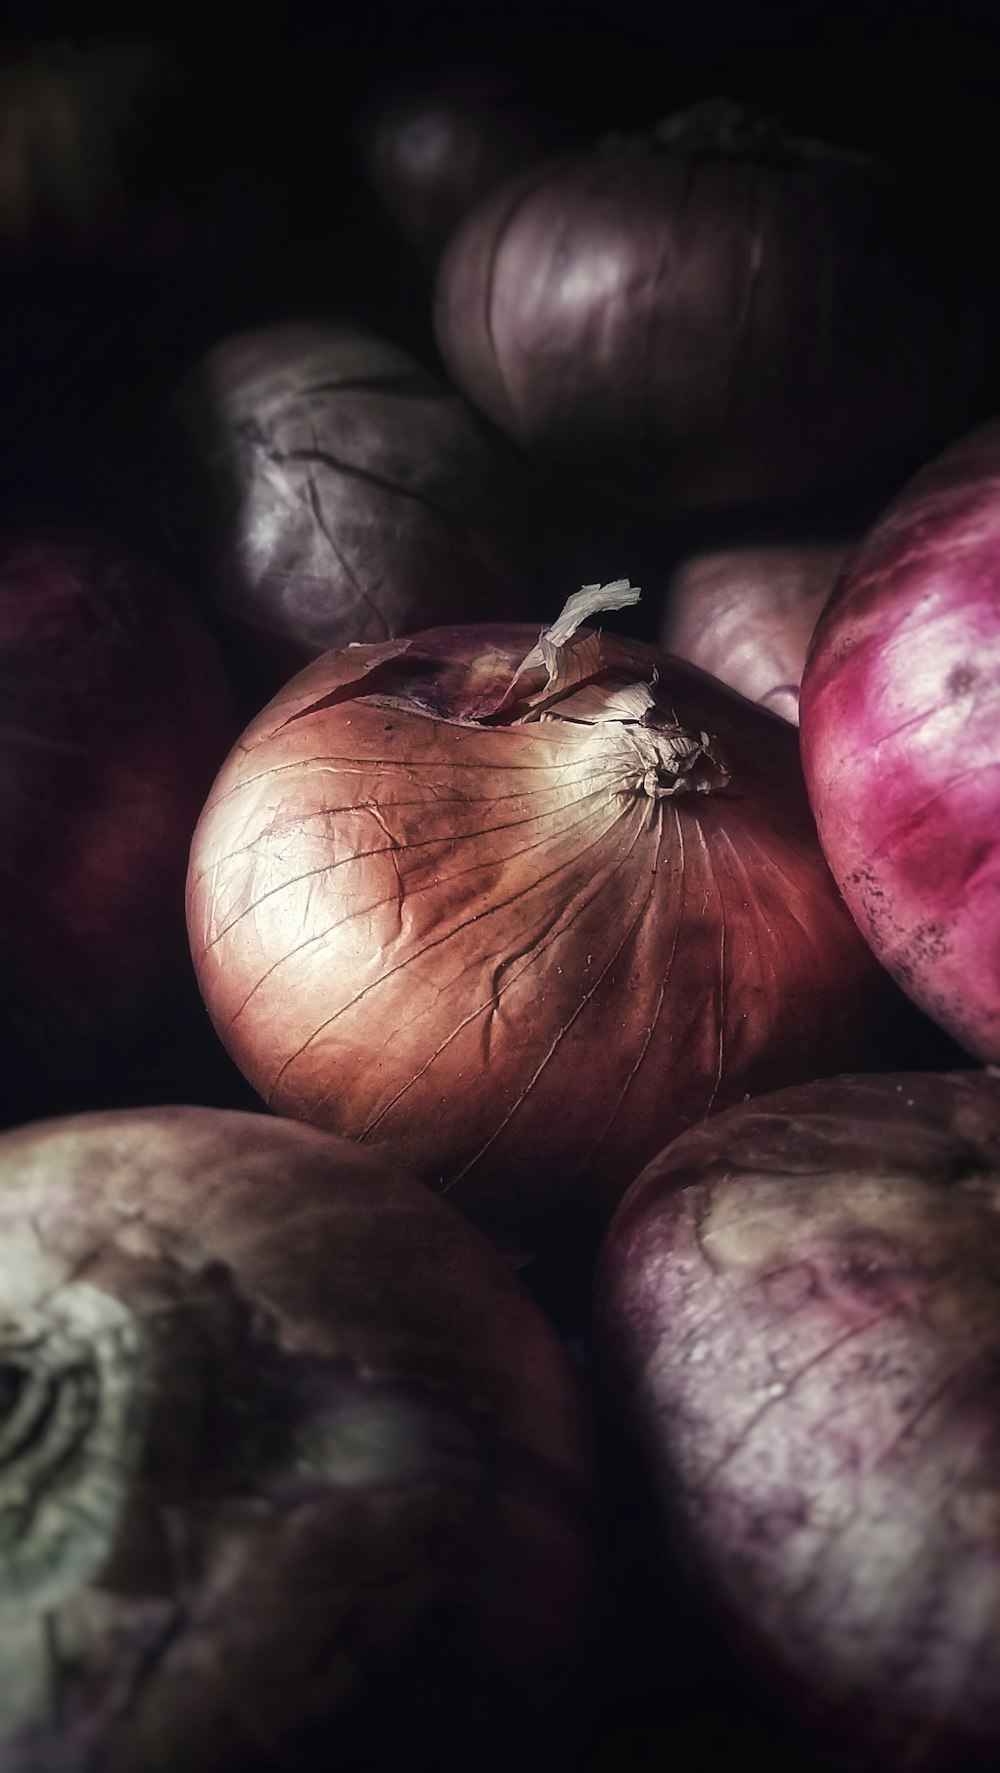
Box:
[355,67,542,264]
[167,318,533,702]
[596,1069,1000,1773]
[0,531,235,1072]
[187,579,905,1255]
[435,99,993,520]
[799,419,1000,1061]
[0,1105,593,1770]
[660,540,850,723]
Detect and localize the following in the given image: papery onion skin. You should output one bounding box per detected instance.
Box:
[595,1070,1000,1773]
[167,318,533,703]
[799,420,1000,1061]
[0,1105,593,1771]
[0,532,236,1066]
[187,610,905,1252]
[434,101,993,520]
[660,540,851,723]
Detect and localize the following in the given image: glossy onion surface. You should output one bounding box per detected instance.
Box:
[0,1105,593,1771]
[800,419,1000,1060]
[596,1070,1000,1772]
[188,585,900,1250]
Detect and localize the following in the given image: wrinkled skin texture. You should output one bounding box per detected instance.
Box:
[168,318,532,700]
[596,1071,1000,1773]
[799,420,1000,1061]
[435,104,990,519]
[0,1106,593,1771]
[660,540,850,723]
[187,613,902,1253]
[0,533,235,1053]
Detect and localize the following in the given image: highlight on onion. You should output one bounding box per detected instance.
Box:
[0,1104,594,1771]
[595,1069,1000,1773]
[0,530,235,1083]
[435,98,994,520]
[187,579,908,1256]
[354,66,542,265]
[166,317,533,702]
[659,539,851,723]
[799,418,1000,1062]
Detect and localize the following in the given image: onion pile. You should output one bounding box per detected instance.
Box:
[187,580,906,1254]
[0,1105,593,1771]
[435,99,992,520]
[167,318,533,701]
[660,539,850,723]
[596,1070,1000,1773]
[800,419,1000,1061]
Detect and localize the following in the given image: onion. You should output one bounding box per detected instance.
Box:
[660,540,851,722]
[595,1069,1000,1773]
[187,579,906,1256]
[167,318,533,703]
[355,66,542,264]
[0,1105,593,1770]
[434,99,993,520]
[799,419,1000,1061]
[0,531,235,1082]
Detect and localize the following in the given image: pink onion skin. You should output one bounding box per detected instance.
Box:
[799,420,1000,1061]
[0,1104,594,1771]
[187,615,907,1253]
[434,105,991,521]
[595,1070,1000,1773]
[660,540,850,723]
[0,533,236,1054]
[167,318,532,704]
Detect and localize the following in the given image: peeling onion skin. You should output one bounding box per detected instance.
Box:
[434,102,993,520]
[660,541,851,724]
[0,1105,594,1771]
[187,611,904,1253]
[799,420,1000,1061]
[0,532,236,1060]
[167,318,533,704]
[595,1070,1000,1773]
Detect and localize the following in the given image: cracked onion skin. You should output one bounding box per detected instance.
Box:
[799,420,1000,1061]
[187,602,904,1253]
[0,1105,593,1772]
[595,1070,1000,1773]
[434,101,992,521]
[167,318,532,703]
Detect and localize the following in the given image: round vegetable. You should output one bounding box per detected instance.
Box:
[0,1104,593,1771]
[355,66,541,264]
[167,318,533,702]
[595,1070,1000,1773]
[0,531,235,1072]
[660,540,850,723]
[435,99,992,520]
[187,579,904,1255]
[799,419,1000,1061]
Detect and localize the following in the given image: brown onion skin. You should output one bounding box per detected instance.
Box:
[0,1105,594,1772]
[595,1070,1000,1773]
[434,106,992,521]
[187,618,907,1255]
[0,532,236,1064]
[167,318,533,705]
[660,540,850,723]
[799,420,1000,1062]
